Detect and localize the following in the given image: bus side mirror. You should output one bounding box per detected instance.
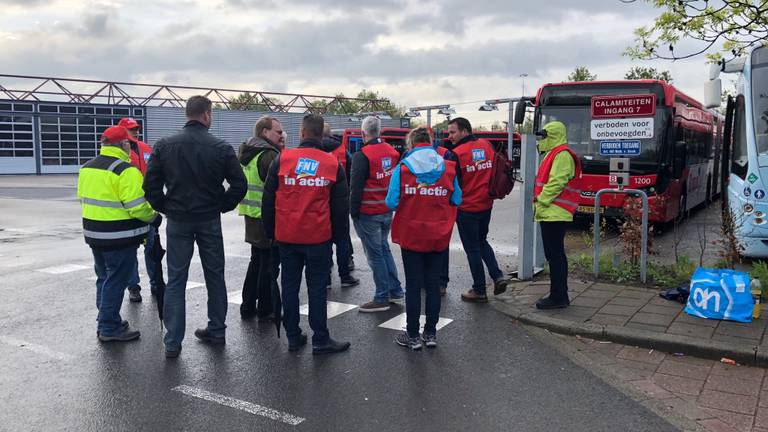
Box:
[673,141,687,178]
[704,78,722,109]
[514,100,528,124]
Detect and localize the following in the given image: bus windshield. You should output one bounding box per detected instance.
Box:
[753,47,768,156]
[538,106,669,173]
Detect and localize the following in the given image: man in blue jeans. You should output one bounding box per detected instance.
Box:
[144,96,247,358]
[349,116,403,312]
[447,118,507,303]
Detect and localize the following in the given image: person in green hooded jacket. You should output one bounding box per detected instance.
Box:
[533,121,580,309]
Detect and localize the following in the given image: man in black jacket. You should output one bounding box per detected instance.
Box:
[144,95,247,358]
[262,114,351,355]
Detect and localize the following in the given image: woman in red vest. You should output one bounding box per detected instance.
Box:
[386,127,462,350]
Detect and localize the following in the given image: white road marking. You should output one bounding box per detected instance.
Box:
[186,282,205,290]
[226,253,250,259]
[378,313,453,332]
[37,263,90,274]
[87,276,97,281]
[172,385,305,426]
[0,335,75,361]
[300,301,357,318]
[228,290,242,305]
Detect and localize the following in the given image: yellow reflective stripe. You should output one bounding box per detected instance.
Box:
[248,185,264,192]
[81,197,123,208]
[554,198,578,207]
[84,226,150,240]
[107,159,124,173]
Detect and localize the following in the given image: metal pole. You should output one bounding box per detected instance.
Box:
[427,109,432,129]
[507,101,514,159]
[593,188,649,283]
[517,134,537,280]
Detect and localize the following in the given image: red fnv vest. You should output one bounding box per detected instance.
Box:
[129,139,152,176]
[391,158,458,253]
[453,138,495,212]
[275,147,338,244]
[533,145,582,214]
[360,141,399,215]
[330,143,347,174]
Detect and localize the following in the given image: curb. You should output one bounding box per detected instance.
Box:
[491,297,765,366]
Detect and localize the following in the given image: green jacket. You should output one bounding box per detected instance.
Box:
[534,121,576,222]
[78,145,157,249]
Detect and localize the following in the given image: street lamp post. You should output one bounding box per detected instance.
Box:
[405,104,452,128]
[479,97,523,158]
[519,73,528,99]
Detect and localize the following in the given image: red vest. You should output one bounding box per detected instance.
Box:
[275,147,338,244]
[453,138,495,212]
[330,143,347,173]
[436,146,449,157]
[534,145,582,214]
[360,141,399,215]
[129,140,152,176]
[391,158,458,253]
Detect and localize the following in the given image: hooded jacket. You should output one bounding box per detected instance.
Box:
[320,135,352,178]
[386,145,462,252]
[534,121,576,222]
[238,136,280,247]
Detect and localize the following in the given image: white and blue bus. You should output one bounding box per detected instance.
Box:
[706,45,768,257]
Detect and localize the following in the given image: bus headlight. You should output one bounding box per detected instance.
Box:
[744,204,755,214]
[754,217,766,225]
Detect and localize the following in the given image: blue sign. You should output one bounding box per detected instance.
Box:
[599,140,641,156]
[472,149,486,162]
[744,186,752,197]
[295,158,319,177]
[756,190,765,200]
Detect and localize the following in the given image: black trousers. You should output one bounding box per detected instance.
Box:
[402,249,443,337]
[241,244,279,318]
[540,221,569,302]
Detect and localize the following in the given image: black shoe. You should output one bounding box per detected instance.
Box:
[340,275,360,288]
[257,313,275,323]
[165,346,182,358]
[128,285,142,303]
[493,278,508,295]
[395,332,422,351]
[288,334,308,352]
[535,296,570,310]
[97,320,129,337]
[312,338,351,355]
[194,328,226,345]
[98,329,140,342]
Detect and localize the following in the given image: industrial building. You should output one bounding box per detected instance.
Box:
[0,74,407,175]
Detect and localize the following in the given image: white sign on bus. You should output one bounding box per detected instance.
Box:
[590,117,654,140]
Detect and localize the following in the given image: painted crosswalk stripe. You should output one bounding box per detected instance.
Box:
[0,335,75,361]
[228,290,242,305]
[300,301,357,318]
[37,263,90,274]
[226,253,250,259]
[172,385,305,426]
[378,313,453,332]
[186,282,204,290]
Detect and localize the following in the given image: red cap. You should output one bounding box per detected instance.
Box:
[102,126,131,144]
[118,118,140,129]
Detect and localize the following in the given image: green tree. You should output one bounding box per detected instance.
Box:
[624,0,768,62]
[223,92,281,111]
[624,66,674,82]
[567,66,597,82]
[307,89,405,117]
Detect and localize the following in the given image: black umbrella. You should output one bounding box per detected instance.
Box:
[151,230,167,327]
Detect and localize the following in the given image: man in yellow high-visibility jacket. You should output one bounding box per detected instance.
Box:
[78,126,160,342]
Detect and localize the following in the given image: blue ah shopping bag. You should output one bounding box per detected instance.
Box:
[684,267,752,323]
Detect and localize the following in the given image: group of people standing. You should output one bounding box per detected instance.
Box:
[78,94,579,358]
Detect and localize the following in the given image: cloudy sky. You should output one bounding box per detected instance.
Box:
[0,0,716,127]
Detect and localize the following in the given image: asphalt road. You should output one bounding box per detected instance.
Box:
[0,176,676,431]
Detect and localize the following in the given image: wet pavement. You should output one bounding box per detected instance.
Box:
[0,175,678,431]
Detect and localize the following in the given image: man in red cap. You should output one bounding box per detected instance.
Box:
[78,126,161,342]
[118,117,157,302]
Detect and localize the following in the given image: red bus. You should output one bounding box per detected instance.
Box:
[333,127,411,155]
[532,80,722,222]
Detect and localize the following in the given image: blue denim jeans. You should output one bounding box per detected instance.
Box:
[279,242,332,346]
[402,249,443,338]
[163,217,227,351]
[456,209,503,294]
[92,246,138,336]
[128,224,157,291]
[353,213,403,304]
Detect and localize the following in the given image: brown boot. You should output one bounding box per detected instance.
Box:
[461,289,488,303]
